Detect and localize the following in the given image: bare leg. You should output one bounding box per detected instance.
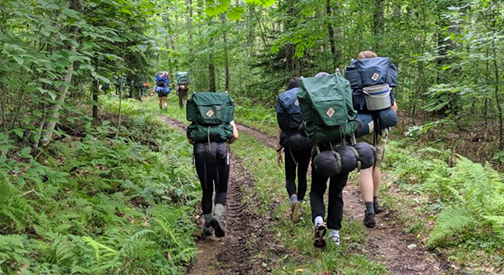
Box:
[158,97,162,109]
[359,167,374,202]
[373,166,382,196]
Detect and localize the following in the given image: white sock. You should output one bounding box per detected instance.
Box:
[329,229,339,237]
[314,216,324,225]
[290,194,298,207]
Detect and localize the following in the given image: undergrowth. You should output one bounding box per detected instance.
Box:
[385,140,504,267]
[0,97,200,274]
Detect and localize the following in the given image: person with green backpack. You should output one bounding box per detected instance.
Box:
[298,72,376,247]
[276,77,314,223]
[186,91,239,237]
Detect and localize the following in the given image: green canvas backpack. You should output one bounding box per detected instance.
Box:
[297,74,358,145]
[186,92,235,142]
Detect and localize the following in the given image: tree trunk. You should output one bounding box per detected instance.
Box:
[40,0,83,147]
[373,0,384,50]
[326,0,337,66]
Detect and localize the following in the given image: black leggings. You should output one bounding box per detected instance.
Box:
[310,167,348,230]
[195,161,230,215]
[284,148,311,201]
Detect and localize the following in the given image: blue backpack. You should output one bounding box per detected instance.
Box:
[276,88,314,151]
[345,57,398,112]
[155,73,171,94]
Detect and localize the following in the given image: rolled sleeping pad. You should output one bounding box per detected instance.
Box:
[193,142,228,164]
[352,142,376,169]
[356,113,374,138]
[313,145,359,178]
[313,150,340,178]
[377,108,398,129]
[334,145,358,174]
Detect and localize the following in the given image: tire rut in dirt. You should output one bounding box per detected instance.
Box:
[160,116,279,275]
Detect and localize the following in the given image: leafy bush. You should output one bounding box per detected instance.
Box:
[0,108,199,274]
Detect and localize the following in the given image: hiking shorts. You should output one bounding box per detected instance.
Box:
[357,130,388,167]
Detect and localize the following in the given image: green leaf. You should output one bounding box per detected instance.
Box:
[228,11,241,20]
[441,66,450,71]
[14,56,24,65]
[205,7,219,16]
[19,147,32,158]
[11,129,23,138]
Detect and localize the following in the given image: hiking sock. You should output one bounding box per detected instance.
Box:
[314,216,324,225]
[214,203,224,218]
[374,196,381,213]
[290,194,298,207]
[365,201,375,215]
[203,213,213,224]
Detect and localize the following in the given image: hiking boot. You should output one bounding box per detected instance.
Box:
[363,211,376,228]
[291,201,302,223]
[328,230,340,246]
[313,222,327,248]
[374,199,382,214]
[203,223,213,236]
[210,215,225,238]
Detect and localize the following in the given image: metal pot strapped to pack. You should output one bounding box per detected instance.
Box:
[363,84,392,111]
[313,143,376,178]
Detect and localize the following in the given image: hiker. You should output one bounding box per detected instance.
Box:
[345,50,399,228]
[276,77,314,223]
[175,72,190,108]
[152,71,171,110]
[187,91,238,237]
[298,72,376,247]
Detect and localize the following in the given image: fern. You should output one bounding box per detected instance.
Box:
[427,206,475,247]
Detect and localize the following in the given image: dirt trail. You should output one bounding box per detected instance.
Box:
[160,116,284,275]
[234,123,452,275]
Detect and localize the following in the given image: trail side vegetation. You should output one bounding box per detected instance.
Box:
[1,0,504,273]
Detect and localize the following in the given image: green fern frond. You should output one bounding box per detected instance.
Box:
[427,206,474,247]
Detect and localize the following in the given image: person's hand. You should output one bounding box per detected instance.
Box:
[391,102,398,112]
[276,150,283,166]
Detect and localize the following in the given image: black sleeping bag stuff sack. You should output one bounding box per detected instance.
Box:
[280,132,314,151]
[313,143,376,177]
[353,142,377,169]
[193,142,228,164]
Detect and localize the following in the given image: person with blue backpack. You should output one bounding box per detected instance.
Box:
[276,77,314,223]
[345,50,399,228]
[151,71,171,110]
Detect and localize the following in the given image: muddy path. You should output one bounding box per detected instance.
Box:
[160,116,285,275]
[232,123,452,274]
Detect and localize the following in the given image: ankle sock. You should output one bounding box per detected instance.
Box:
[214,203,224,218]
[373,196,378,203]
[290,194,298,207]
[365,201,375,214]
[314,216,324,225]
[203,213,213,224]
[329,229,339,237]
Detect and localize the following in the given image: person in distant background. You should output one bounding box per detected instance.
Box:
[151,71,171,110]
